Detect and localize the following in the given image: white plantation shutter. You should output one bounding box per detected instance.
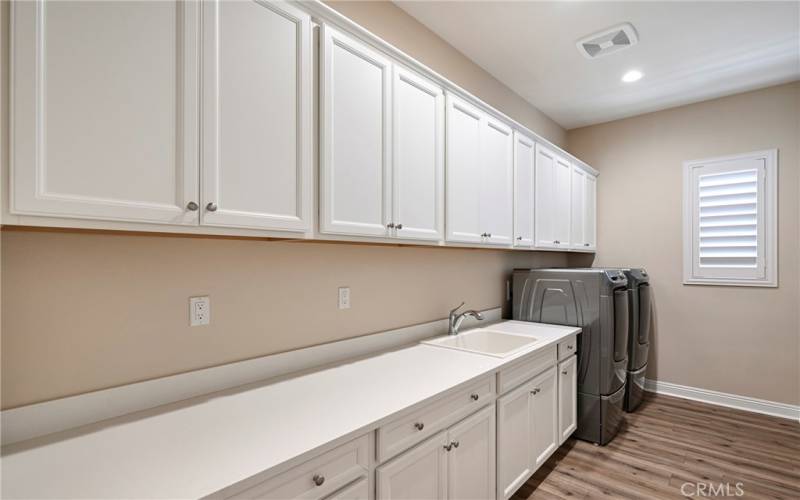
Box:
[683,150,777,286]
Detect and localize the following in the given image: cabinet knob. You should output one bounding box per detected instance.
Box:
[584,243,590,247]
[387,222,395,228]
[451,441,460,448]
[443,443,453,451]
[186,201,199,211]
[516,236,523,240]
[554,240,560,244]
[470,393,479,401]
[486,233,492,238]
[312,474,325,487]
[396,223,403,230]
[562,370,568,375]
[414,422,424,431]
[567,345,573,350]
[530,388,540,395]
[206,202,218,212]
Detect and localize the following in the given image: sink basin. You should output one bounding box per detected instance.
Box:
[422,329,539,358]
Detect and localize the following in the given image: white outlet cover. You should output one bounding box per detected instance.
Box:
[190,296,210,326]
[338,287,351,310]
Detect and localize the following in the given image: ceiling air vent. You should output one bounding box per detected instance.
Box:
[576,23,638,59]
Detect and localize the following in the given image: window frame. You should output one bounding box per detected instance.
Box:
[682,149,778,287]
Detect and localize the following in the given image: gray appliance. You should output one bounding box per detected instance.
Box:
[512,268,629,445]
[618,268,651,412]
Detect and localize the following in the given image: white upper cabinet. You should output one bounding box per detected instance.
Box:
[445,95,484,244]
[392,66,445,241]
[513,133,536,248]
[480,117,514,246]
[321,26,392,237]
[11,0,199,225]
[534,145,572,249]
[446,94,513,246]
[570,165,597,251]
[202,0,312,231]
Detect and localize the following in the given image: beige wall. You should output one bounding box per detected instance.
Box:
[1,231,567,409]
[567,82,800,405]
[0,2,569,408]
[324,1,566,147]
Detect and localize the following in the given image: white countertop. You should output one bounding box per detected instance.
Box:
[1,321,579,499]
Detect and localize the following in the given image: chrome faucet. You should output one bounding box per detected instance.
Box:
[448,302,484,335]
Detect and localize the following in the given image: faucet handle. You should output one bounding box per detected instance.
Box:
[449,302,465,317]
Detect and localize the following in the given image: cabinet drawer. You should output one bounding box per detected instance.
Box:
[497,346,556,395]
[377,376,494,462]
[557,336,577,361]
[228,435,369,499]
[325,477,369,500]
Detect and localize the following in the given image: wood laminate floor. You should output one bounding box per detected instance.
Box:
[512,393,800,500]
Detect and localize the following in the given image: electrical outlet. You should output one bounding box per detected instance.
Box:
[338,287,351,310]
[190,296,210,326]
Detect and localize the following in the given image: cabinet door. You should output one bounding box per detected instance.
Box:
[558,355,578,444]
[447,405,496,500]
[533,145,557,248]
[201,0,311,231]
[496,380,534,500]
[584,174,597,251]
[377,431,448,500]
[479,117,514,247]
[11,0,199,225]
[513,133,535,248]
[445,95,483,244]
[570,166,587,249]
[392,66,444,241]
[530,366,558,468]
[553,156,572,248]
[321,26,392,237]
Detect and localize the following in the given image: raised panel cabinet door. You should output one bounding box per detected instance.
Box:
[446,405,496,500]
[392,66,445,241]
[445,94,483,244]
[496,380,534,500]
[570,166,586,249]
[513,133,535,248]
[376,431,448,500]
[201,0,312,231]
[321,25,392,237]
[533,144,557,248]
[479,117,514,247]
[11,0,199,225]
[530,366,558,468]
[584,174,597,251]
[553,156,573,248]
[558,355,578,444]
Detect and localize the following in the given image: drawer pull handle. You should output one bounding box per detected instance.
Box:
[562,370,568,375]
[452,441,460,448]
[312,474,325,487]
[414,422,424,431]
[444,443,453,451]
[470,393,479,401]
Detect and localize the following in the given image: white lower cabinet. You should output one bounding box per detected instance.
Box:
[377,405,495,500]
[496,365,562,499]
[326,478,370,500]
[226,434,370,499]
[558,355,578,444]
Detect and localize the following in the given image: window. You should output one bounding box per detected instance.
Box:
[683,149,777,287]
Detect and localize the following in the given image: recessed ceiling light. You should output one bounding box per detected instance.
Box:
[622,70,643,83]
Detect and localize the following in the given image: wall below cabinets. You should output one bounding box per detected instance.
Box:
[0,229,568,409]
[567,82,800,406]
[323,0,567,147]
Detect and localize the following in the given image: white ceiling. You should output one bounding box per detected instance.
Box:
[394,1,800,129]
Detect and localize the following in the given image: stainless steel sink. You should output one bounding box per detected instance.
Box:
[422,329,539,358]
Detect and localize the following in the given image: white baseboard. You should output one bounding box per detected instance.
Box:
[644,379,800,422]
[1,308,502,446]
